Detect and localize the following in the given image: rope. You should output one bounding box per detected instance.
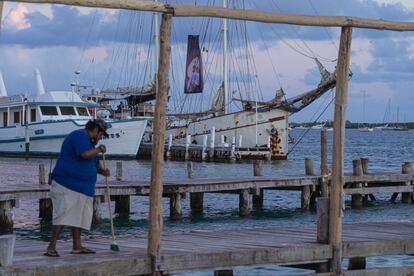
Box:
[287,91,335,156]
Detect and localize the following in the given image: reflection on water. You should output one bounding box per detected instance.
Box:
[6,129,414,275]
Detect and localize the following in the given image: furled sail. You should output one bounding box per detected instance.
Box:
[232,59,342,114]
[211,83,225,114]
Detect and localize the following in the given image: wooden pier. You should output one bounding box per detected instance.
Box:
[1,159,414,231]
[1,222,414,275]
[3,0,414,274]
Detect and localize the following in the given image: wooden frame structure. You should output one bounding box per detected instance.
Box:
[2,1,414,274]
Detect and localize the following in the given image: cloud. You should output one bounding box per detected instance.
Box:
[5,4,31,31]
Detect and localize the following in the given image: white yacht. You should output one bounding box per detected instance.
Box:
[0,72,147,158]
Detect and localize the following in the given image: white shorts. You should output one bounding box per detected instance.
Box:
[50,182,93,231]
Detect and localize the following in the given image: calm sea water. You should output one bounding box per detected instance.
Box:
[6,128,414,275]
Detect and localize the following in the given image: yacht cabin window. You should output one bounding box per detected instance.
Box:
[2,112,7,127]
[14,111,20,124]
[30,108,36,122]
[76,107,89,116]
[40,106,58,116]
[60,106,76,115]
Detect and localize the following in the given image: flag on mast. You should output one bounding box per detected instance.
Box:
[184,35,203,94]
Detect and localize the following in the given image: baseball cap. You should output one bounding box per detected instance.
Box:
[90,119,109,138]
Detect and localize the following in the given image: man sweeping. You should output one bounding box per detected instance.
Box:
[44,119,110,257]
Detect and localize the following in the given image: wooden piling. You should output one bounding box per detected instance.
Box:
[115,196,130,218]
[349,161,366,269]
[239,189,250,217]
[116,161,123,181]
[252,160,264,209]
[189,161,204,215]
[316,197,329,273]
[352,159,363,209]
[148,13,172,262]
[38,164,46,185]
[113,161,130,217]
[301,158,313,210]
[320,129,329,197]
[38,164,52,221]
[348,257,366,270]
[401,162,412,204]
[214,270,233,276]
[329,26,353,274]
[0,200,13,234]
[92,196,102,224]
[169,193,182,220]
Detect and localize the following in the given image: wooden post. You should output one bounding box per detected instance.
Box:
[116,161,123,181]
[252,160,264,209]
[348,257,366,270]
[239,189,250,217]
[360,158,375,202]
[113,161,130,218]
[148,13,172,266]
[214,270,233,276]
[316,197,329,273]
[0,200,13,234]
[320,129,329,197]
[38,164,53,221]
[329,26,352,274]
[349,160,367,268]
[401,162,412,203]
[92,196,102,224]
[39,164,46,184]
[189,161,204,215]
[169,193,182,220]
[351,159,363,209]
[115,196,130,218]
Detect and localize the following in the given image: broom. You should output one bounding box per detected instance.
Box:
[102,153,120,251]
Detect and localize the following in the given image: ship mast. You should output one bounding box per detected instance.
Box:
[223,0,229,114]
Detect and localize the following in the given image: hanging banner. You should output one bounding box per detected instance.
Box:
[184,35,203,94]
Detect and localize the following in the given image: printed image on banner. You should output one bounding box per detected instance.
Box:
[184,35,203,94]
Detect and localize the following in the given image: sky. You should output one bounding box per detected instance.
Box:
[1,0,414,123]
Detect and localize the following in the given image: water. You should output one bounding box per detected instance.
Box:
[6,128,414,275]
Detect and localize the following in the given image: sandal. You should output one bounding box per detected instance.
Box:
[44,249,60,257]
[70,247,96,254]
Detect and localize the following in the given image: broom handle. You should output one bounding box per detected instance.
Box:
[102,154,116,242]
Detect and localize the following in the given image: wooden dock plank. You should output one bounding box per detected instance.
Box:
[2,222,414,275]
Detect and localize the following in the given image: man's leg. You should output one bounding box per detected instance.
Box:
[72,227,82,250]
[71,227,95,253]
[46,225,64,254]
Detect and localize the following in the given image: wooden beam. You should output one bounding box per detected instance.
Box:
[147,13,172,263]
[5,0,171,13]
[173,6,414,31]
[0,1,3,32]
[344,185,413,195]
[329,26,353,274]
[5,0,414,31]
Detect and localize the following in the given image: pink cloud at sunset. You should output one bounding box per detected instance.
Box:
[5,4,31,30]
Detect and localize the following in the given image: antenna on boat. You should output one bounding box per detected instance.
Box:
[0,71,7,97]
[223,0,229,114]
[35,69,46,95]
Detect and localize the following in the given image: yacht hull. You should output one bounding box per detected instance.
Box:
[0,119,147,157]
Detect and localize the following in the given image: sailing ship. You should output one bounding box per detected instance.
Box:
[165,1,339,160]
[0,71,148,157]
[358,91,373,132]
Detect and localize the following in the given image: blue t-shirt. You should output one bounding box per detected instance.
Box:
[52,129,99,197]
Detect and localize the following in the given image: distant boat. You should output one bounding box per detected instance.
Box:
[311,124,324,129]
[357,91,373,132]
[358,126,373,132]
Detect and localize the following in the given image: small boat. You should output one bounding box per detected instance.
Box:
[358,126,374,132]
[0,71,147,158]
